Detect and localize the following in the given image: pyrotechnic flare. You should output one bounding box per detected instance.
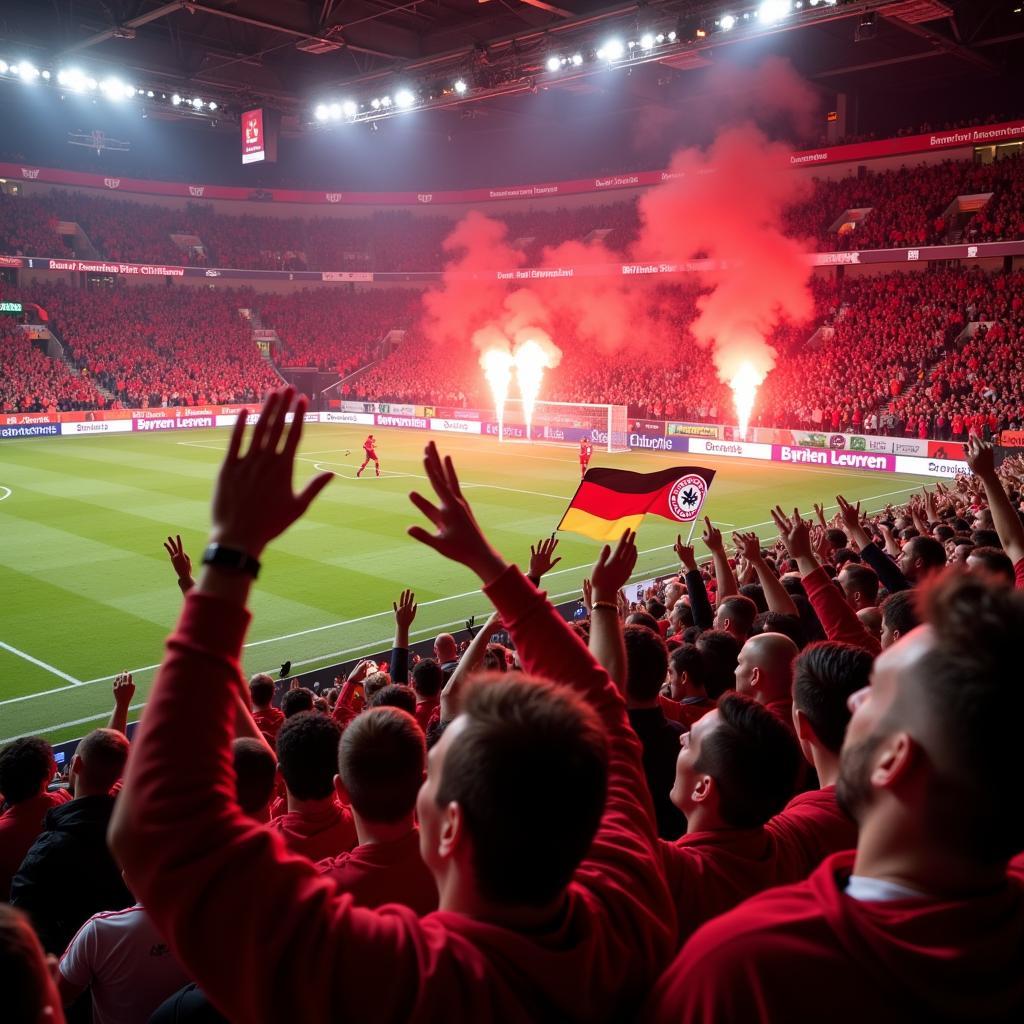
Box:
[730,361,762,438]
[513,339,550,442]
[481,347,514,442]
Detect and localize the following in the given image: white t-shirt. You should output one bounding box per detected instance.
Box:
[60,904,190,1024]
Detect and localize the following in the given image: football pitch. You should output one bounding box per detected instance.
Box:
[0,424,930,745]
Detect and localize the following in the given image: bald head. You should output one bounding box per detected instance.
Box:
[735,632,799,705]
[434,633,458,663]
[856,606,883,641]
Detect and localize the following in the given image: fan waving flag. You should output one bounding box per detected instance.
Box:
[558,466,716,542]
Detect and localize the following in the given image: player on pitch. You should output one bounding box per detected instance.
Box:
[356,434,380,478]
[579,436,593,479]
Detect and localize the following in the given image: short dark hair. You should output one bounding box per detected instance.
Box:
[0,738,54,804]
[75,729,129,792]
[841,563,880,605]
[971,529,1001,549]
[752,611,807,650]
[275,712,342,801]
[232,738,277,816]
[694,692,800,828]
[338,707,425,822]
[934,524,954,543]
[625,611,660,632]
[906,535,946,571]
[717,595,758,637]
[436,676,607,907]
[833,547,861,567]
[968,546,1015,583]
[739,583,767,613]
[624,625,669,702]
[908,575,1024,862]
[646,598,667,620]
[248,673,275,707]
[881,589,919,636]
[669,643,707,693]
[825,528,848,551]
[412,659,444,699]
[793,642,873,753]
[367,684,418,715]
[281,687,315,718]
[695,629,741,699]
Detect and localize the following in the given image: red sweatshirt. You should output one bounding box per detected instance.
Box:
[658,695,714,729]
[0,789,71,899]
[801,566,881,655]
[318,829,438,915]
[660,828,783,944]
[116,567,675,1023]
[646,851,1024,1023]
[266,799,357,862]
[251,706,284,742]
[767,785,858,882]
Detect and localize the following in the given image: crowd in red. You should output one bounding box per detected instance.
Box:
[3,387,1023,1023]
[0,318,100,413]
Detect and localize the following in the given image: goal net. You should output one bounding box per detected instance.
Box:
[499,399,629,453]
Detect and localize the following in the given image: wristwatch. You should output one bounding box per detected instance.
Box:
[202,543,261,579]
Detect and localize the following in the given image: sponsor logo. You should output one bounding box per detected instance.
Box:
[907,249,920,261]
[926,441,958,460]
[325,193,343,203]
[967,245,978,258]
[829,434,846,450]
[850,436,866,451]
[594,175,640,188]
[629,433,682,452]
[104,177,121,189]
[5,413,53,425]
[817,251,861,265]
[776,446,892,471]
[188,185,205,197]
[136,416,214,431]
[0,255,24,267]
[868,437,890,453]
[416,194,433,203]
[798,433,827,449]
[1,423,59,438]
[377,415,427,429]
[894,442,922,455]
[666,422,719,439]
[205,269,221,277]
[789,152,829,165]
[21,167,40,179]
[668,474,707,523]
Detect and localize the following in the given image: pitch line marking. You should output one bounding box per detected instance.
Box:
[0,641,82,686]
[0,487,11,501]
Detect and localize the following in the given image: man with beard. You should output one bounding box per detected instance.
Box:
[646,573,1024,1023]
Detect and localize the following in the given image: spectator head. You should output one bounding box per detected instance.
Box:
[880,590,920,649]
[231,738,277,819]
[669,600,693,635]
[752,611,806,650]
[275,712,342,802]
[857,606,883,641]
[666,643,707,701]
[367,684,418,715]
[951,540,975,564]
[934,524,954,544]
[248,673,276,710]
[897,536,946,583]
[364,672,391,701]
[433,633,458,664]
[833,548,861,568]
[623,625,670,706]
[663,582,683,611]
[625,611,660,632]
[972,507,994,531]
[734,633,799,707]
[713,595,758,642]
[281,687,315,718]
[670,693,800,829]
[482,644,509,672]
[837,563,880,610]
[0,904,64,1024]
[412,659,444,700]
[837,574,1024,873]
[337,707,425,825]
[793,642,873,766]
[0,737,55,805]
[970,529,1000,549]
[646,598,667,621]
[70,729,129,798]
[695,629,742,699]
[419,675,606,909]
[966,546,1015,587]
[825,529,849,555]
[738,584,767,614]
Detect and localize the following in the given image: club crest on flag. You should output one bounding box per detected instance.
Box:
[668,474,708,522]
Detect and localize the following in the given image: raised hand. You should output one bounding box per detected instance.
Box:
[163,535,193,585]
[964,436,996,479]
[701,516,724,553]
[590,530,638,604]
[770,506,815,563]
[393,589,417,630]
[582,577,593,613]
[812,503,828,528]
[211,387,332,558]
[732,531,763,563]
[113,671,135,707]
[529,533,562,580]
[408,441,505,584]
[674,535,698,571]
[835,494,862,533]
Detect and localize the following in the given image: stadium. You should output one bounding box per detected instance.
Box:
[1,0,1024,1020]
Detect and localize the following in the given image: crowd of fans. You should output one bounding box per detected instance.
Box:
[2,389,1023,1022]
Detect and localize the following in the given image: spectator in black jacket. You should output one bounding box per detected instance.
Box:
[10,728,131,954]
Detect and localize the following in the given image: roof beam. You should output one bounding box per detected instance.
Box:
[882,13,1000,73]
[57,1,185,56]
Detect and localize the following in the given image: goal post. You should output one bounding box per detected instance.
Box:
[500,399,629,453]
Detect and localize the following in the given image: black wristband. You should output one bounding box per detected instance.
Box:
[202,543,261,579]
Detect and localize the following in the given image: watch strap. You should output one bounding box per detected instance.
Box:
[202,543,261,579]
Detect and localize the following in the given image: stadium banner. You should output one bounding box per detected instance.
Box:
[667,422,721,439]
[322,411,375,426]
[630,430,689,453]
[134,414,216,432]
[374,414,429,429]
[999,431,1024,448]
[0,422,60,438]
[5,118,1024,209]
[2,412,59,426]
[631,420,666,437]
[773,445,895,472]
[483,422,529,440]
[429,418,483,434]
[894,455,971,478]
[60,420,134,435]
[926,440,966,460]
[688,437,773,461]
[321,271,374,282]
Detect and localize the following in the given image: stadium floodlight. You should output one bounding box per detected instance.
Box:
[41,69,51,80]
[720,14,737,30]
[546,56,561,72]
[171,93,181,105]
[668,30,678,40]
[640,33,655,50]
[315,103,329,121]
[328,102,341,120]
[454,78,467,94]
[656,33,665,43]
[208,100,217,111]
[343,99,357,117]
[758,0,792,23]
[394,88,415,109]
[17,62,40,81]
[191,97,203,109]
[370,97,381,110]
[571,53,583,65]
[100,77,128,100]
[380,95,392,107]
[597,38,625,61]
[0,61,8,74]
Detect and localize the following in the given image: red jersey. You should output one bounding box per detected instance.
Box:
[363,436,376,454]
[252,706,284,742]
[266,799,358,862]
[580,440,593,461]
[0,789,72,899]
[766,785,858,883]
[318,830,438,915]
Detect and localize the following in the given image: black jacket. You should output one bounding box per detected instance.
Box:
[10,793,132,953]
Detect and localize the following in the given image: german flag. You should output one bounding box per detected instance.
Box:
[557,466,716,542]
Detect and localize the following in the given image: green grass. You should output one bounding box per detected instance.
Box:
[0,424,930,745]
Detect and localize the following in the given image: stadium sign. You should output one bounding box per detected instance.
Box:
[0,301,23,313]
[0,423,59,438]
[774,445,894,472]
